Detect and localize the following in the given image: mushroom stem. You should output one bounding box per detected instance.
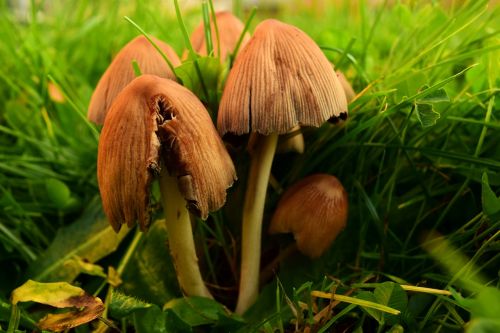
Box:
[159,171,213,299]
[236,133,279,314]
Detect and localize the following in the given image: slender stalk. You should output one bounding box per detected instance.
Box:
[160,171,212,298]
[201,1,213,56]
[236,133,278,314]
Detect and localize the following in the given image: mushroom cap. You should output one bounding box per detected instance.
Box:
[217,19,348,136]
[336,70,356,102]
[189,11,250,62]
[88,35,181,125]
[97,74,236,232]
[268,174,348,258]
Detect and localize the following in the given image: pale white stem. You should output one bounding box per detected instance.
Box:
[159,172,212,298]
[236,133,279,314]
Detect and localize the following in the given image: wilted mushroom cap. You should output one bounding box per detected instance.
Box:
[269,174,348,258]
[88,35,181,125]
[98,74,236,232]
[217,19,348,136]
[189,11,250,62]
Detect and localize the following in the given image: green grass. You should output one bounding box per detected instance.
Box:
[0,0,499,332]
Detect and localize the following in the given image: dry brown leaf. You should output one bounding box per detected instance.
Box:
[11,280,104,332]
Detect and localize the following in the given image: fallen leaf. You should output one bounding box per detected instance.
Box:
[11,280,104,332]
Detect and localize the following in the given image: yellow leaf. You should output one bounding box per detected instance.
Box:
[11,280,104,332]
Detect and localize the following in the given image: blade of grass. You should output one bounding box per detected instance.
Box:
[310,291,401,315]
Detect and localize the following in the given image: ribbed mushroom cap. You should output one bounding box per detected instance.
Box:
[189,11,250,62]
[98,74,236,232]
[88,35,181,124]
[269,174,348,258]
[217,19,348,136]
[336,70,356,102]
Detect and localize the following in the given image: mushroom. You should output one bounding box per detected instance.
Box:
[217,19,347,313]
[276,125,305,154]
[188,11,250,62]
[98,74,236,298]
[336,70,356,102]
[88,35,181,124]
[269,174,348,258]
[278,70,355,155]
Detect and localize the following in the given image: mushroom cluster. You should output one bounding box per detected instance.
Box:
[89,8,353,316]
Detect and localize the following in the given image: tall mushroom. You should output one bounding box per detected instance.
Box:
[269,174,348,258]
[98,74,236,298]
[189,11,250,62]
[218,19,348,313]
[88,35,181,124]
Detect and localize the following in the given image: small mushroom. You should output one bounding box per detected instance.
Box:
[269,174,348,258]
[88,35,181,124]
[188,11,250,62]
[217,19,347,314]
[98,74,236,298]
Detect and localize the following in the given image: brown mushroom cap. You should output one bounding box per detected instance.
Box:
[97,74,236,232]
[268,174,348,258]
[88,36,181,124]
[217,19,348,136]
[189,11,250,62]
[336,70,356,102]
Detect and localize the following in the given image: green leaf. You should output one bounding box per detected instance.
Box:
[109,292,191,333]
[456,287,500,321]
[415,103,441,127]
[416,86,450,103]
[481,173,500,219]
[174,57,224,105]
[357,290,383,324]
[373,282,408,325]
[45,178,71,208]
[120,220,181,305]
[27,197,129,282]
[133,304,189,333]
[163,296,229,327]
[450,287,500,332]
[467,318,500,333]
[109,291,152,318]
[357,282,407,325]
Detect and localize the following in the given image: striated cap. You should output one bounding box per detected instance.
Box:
[189,11,250,62]
[97,75,236,232]
[336,70,356,102]
[88,36,181,124]
[217,19,347,136]
[269,174,348,258]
